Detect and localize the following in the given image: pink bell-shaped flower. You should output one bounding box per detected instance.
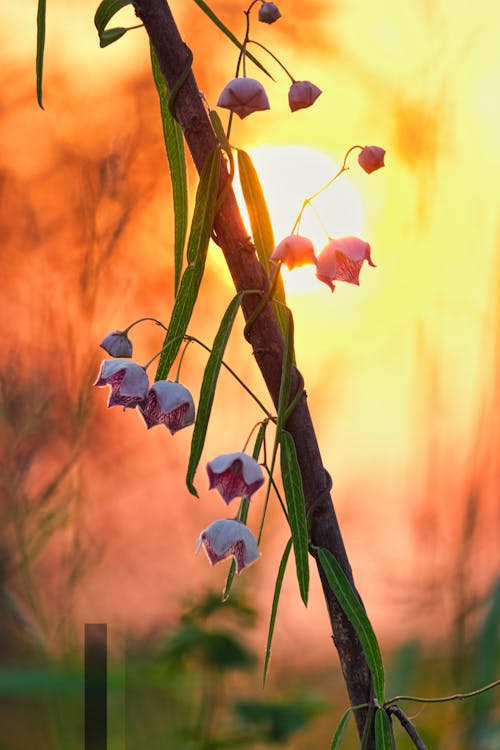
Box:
[288,80,322,112]
[358,145,386,174]
[316,236,375,291]
[99,330,133,358]
[217,77,270,119]
[271,234,317,270]
[207,452,265,505]
[94,359,149,408]
[139,380,195,434]
[196,519,260,574]
[258,1,281,23]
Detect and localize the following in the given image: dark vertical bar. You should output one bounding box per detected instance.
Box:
[84,623,107,750]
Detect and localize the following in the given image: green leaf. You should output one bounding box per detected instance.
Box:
[276,309,294,431]
[99,27,129,47]
[263,537,292,684]
[36,0,46,109]
[330,708,353,750]
[374,708,393,749]
[186,293,242,496]
[237,150,288,337]
[280,431,309,606]
[150,44,188,296]
[191,0,274,80]
[94,0,133,35]
[155,148,221,381]
[317,547,385,704]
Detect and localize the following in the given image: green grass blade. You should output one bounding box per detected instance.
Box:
[280,431,309,606]
[374,708,393,749]
[317,547,385,704]
[36,0,46,109]
[330,707,353,749]
[237,149,288,336]
[191,0,274,80]
[186,293,242,496]
[155,148,221,381]
[150,44,188,296]
[94,0,133,35]
[263,537,292,684]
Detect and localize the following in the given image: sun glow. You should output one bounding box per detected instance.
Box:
[234,145,365,294]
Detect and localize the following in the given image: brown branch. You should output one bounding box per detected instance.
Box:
[134,0,375,743]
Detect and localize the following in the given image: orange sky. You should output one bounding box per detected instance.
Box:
[1,0,499,663]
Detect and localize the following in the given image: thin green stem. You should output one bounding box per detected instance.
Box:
[247,38,295,82]
[123,317,168,334]
[384,679,500,707]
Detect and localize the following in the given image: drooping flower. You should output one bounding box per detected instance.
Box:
[217,78,270,119]
[94,359,149,408]
[207,452,265,505]
[258,1,281,24]
[139,380,195,434]
[358,145,386,174]
[99,330,133,358]
[196,519,260,574]
[271,234,317,270]
[288,80,322,112]
[316,236,375,291]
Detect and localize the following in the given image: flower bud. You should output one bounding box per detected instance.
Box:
[358,145,386,174]
[139,380,195,434]
[271,235,316,270]
[99,330,133,358]
[217,78,270,119]
[196,519,260,574]
[94,360,149,408]
[258,2,281,24]
[207,452,265,505]
[288,80,322,112]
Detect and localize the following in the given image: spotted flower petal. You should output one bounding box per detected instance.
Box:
[258,1,281,23]
[94,359,149,408]
[316,236,375,291]
[271,235,317,270]
[207,452,265,505]
[358,145,386,174]
[196,519,260,574]
[99,330,133,358]
[288,80,322,112]
[139,380,195,434]
[217,78,270,119]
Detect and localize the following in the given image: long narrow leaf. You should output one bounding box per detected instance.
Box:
[280,431,309,606]
[374,708,393,749]
[150,45,188,296]
[263,537,292,684]
[237,150,288,337]
[94,0,133,34]
[186,293,242,496]
[155,148,221,381]
[330,708,353,750]
[276,309,294,431]
[191,0,274,80]
[317,547,385,704]
[36,0,46,109]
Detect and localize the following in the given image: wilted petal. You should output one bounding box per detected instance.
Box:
[288,80,322,112]
[316,237,375,290]
[258,1,281,23]
[271,234,316,270]
[139,380,195,434]
[196,519,260,574]
[207,452,265,505]
[94,360,149,408]
[99,330,133,358]
[358,145,386,174]
[217,78,270,119]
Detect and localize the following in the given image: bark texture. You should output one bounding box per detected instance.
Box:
[134,1,375,743]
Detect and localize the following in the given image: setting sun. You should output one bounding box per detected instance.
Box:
[233,145,365,294]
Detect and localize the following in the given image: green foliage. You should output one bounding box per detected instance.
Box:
[280,432,309,606]
[150,44,188,296]
[155,147,221,381]
[317,547,385,704]
[36,0,46,108]
[234,693,326,743]
[263,537,293,684]
[374,708,393,749]
[94,0,134,47]
[186,293,242,496]
[329,707,354,749]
